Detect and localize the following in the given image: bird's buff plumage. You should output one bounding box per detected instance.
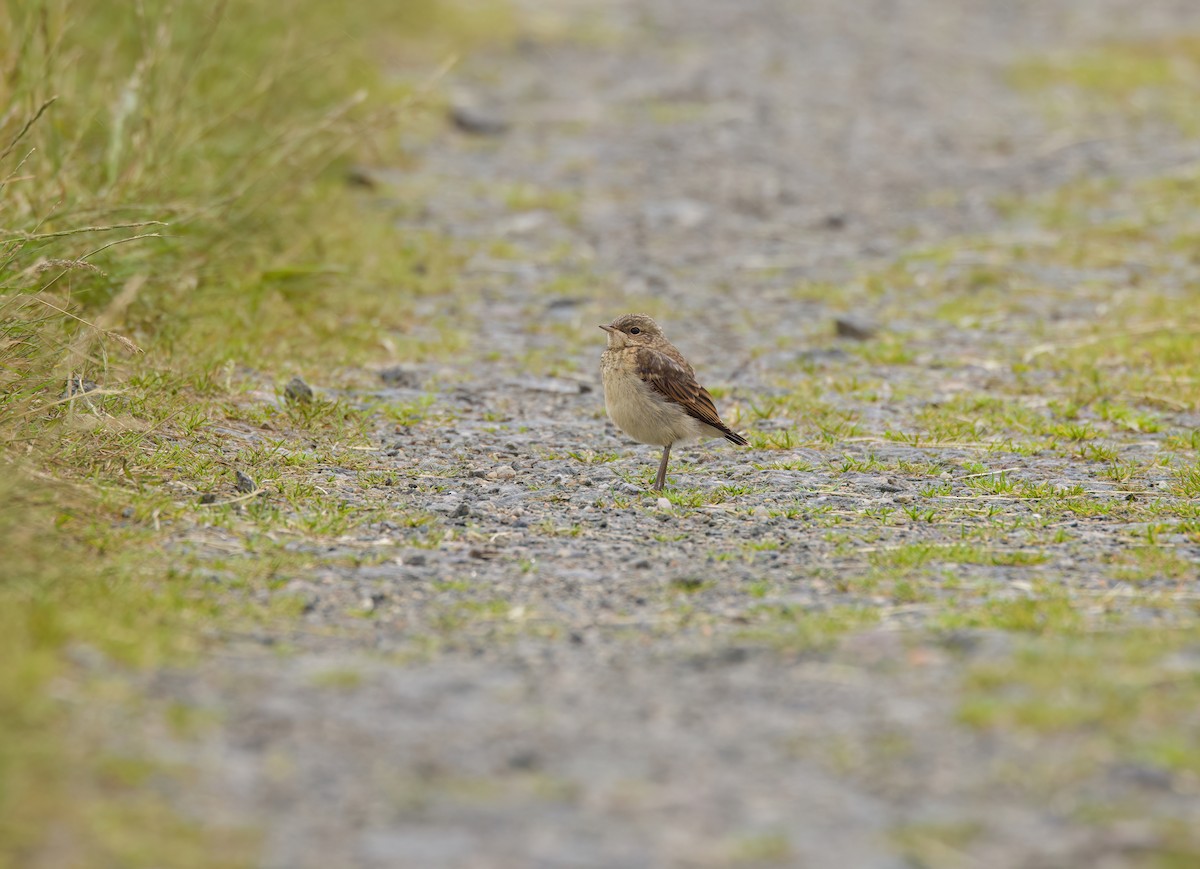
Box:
[599,313,747,490]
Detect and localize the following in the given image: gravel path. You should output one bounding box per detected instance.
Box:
[145,2,1200,865]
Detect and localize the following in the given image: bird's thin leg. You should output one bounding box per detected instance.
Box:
[654,444,671,491]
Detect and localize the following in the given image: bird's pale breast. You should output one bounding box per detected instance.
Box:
[601,350,710,447]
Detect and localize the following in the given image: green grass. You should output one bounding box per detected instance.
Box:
[1010,36,1200,135]
[738,605,881,652]
[891,820,983,868]
[870,542,1049,569]
[912,626,1200,861]
[0,472,262,866]
[0,0,510,863]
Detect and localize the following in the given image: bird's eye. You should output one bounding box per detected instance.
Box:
[629,327,641,334]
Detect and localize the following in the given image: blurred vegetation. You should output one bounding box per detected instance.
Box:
[0,0,510,863]
[1010,35,1200,134]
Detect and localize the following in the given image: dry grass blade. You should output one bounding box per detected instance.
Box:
[33,259,105,274]
[25,295,144,356]
[0,96,56,161]
[0,220,167,241]
[79,231,165,261]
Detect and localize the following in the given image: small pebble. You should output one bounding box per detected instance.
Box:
[379,365,422,389]
[449,102,510,136]
[345,165,382,189]
[834,316,877,341]
[656,497,671,511]
[63,376,99,397]
[284,376,313,404]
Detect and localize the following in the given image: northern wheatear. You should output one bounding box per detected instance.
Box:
[599,313,747,491]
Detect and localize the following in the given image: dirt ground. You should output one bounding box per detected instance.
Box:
[119,1,1200,865]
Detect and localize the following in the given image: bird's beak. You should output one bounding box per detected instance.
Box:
[598,324,614,333]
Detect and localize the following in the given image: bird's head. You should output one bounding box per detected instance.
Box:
[599,313,663,349]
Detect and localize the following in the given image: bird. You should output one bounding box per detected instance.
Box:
[599,313,747,491]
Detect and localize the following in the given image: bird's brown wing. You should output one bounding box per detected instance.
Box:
[635,347,747,445]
